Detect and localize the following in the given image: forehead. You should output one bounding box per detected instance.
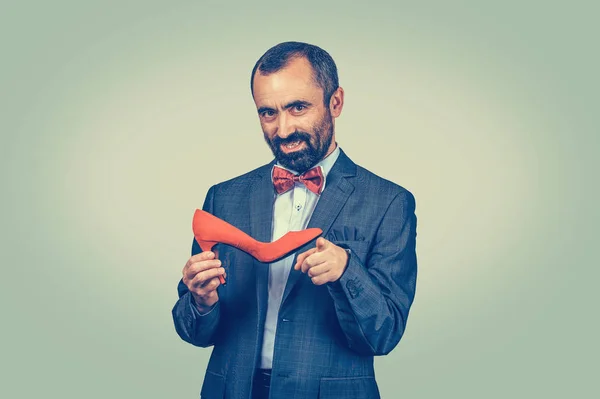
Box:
[253,57,323,106]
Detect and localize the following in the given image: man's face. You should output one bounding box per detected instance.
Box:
[252,57,336,174]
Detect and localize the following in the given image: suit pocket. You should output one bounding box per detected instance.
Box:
[200,370,225,399]
[319,376,380,399]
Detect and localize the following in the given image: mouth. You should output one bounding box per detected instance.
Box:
[280,140,305,153]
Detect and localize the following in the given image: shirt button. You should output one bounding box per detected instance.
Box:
[296,204,302,211]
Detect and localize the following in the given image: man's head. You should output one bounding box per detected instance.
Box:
[251,42,344,173]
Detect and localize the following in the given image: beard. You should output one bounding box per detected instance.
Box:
[263,110,334,174]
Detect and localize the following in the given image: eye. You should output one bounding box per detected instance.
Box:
[291,104,308,114]
[260,110,276,120]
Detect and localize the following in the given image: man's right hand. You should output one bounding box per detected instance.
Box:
[182,251,226,313]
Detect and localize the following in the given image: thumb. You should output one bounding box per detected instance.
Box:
[316,237,328,252]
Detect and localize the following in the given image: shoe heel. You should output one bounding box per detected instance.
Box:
[195,239,226,286]
[197,239,218,252]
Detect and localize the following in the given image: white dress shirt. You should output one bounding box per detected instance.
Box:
[259,143,341,369]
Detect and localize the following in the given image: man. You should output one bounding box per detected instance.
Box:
[172,41,418,399]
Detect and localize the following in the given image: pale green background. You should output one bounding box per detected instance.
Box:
[1,0,598,398]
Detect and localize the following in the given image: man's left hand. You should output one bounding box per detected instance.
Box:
[293,237,349,285]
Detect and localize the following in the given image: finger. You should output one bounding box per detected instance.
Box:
[316,237,328,252]
[311,270,336,286]
[294,248,318,270]
[191,250,217,263]
[199,276,220,289]
[183,251,216,274]
[295,248,317,267]
[301,252,327,274]
[186,259,222,278]
[190,268,226,289]
[197,267,227,285]
[306,262,330,278]
[194,277,221,295]
[184,261,221,283]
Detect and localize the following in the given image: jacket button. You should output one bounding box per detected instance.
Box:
[346,280,357,298]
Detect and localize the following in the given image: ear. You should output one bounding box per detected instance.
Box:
[329,87,344,118]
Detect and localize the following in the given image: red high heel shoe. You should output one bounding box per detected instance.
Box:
[192,209,322,285]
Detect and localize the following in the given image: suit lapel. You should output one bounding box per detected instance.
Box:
[249,160,277,327]
[280,148,357,306]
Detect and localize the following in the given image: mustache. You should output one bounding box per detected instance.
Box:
[272,131,312,146]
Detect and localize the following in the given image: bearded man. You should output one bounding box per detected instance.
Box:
[172,41,418,399]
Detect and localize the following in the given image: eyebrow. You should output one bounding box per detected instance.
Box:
[257,106,275,115]
[284,100,312,110]
[257,100,313,115]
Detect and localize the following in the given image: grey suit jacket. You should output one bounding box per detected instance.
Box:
[172,147,418,399]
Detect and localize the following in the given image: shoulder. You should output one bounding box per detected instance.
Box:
[336,147,415,203]
[353,162,416,209]
[210,161,273,193]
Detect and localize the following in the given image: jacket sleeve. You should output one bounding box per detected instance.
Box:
[326,190,418,356]
[171,185,222,347]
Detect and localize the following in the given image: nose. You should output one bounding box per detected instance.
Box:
[276,112,295,139]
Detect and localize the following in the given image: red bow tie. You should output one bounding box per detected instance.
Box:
[272,165,324,195]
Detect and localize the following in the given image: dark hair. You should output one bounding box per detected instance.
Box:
[250,41,339,104]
